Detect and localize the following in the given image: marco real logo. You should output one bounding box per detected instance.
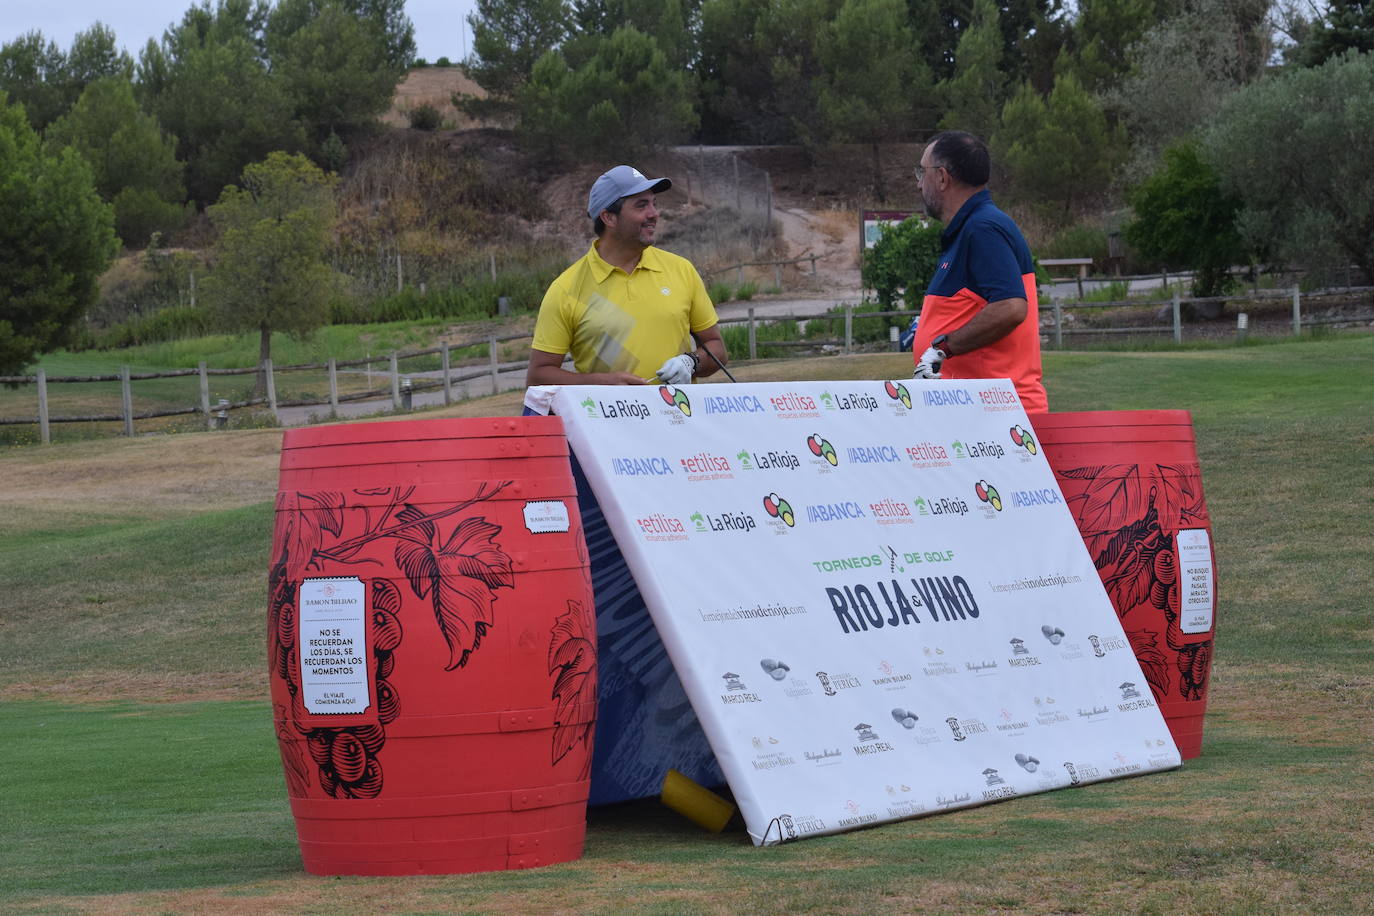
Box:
[852,722,895,755]
[720,671,762,704]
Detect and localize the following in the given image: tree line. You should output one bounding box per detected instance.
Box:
[465,0,1374,294]
[5,0,1374,379]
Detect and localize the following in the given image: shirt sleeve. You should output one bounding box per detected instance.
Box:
[530,283,572,355]
[687,265,719,333]
[968,223,1030,305]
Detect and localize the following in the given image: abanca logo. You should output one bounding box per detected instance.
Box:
[658,385,691,416]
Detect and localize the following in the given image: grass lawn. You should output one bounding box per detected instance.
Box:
[2,336,1371,912]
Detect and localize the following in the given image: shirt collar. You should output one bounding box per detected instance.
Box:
[589,241,664,281]
[940,188,992,247]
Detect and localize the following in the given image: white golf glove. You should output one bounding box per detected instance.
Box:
[656,352,698,385]
[913,345,945,379]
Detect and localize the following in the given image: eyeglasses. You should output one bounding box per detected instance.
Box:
[914,163,946,181]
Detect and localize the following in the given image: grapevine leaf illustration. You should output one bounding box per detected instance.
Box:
[549,600,597,769]
[1058,465,1146,535]
[394,513,513,670]
[1126,628,1170,700]
[441,517,515,589]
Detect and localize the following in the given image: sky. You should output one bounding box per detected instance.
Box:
[0,0,478,63]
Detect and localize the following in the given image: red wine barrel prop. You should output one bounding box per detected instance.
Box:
[1025,410,1216,759]
[267,416,597,875]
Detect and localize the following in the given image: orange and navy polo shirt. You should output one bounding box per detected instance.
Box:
[912,190,1047,413]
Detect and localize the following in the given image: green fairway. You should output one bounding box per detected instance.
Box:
[3,335,1372,912]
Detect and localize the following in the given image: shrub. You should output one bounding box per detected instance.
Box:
[862,218,942,308]
[708,280,733,304]
[435,56,453,67]
[407,104,442,131]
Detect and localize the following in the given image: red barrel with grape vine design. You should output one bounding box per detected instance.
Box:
[1026,410,1216,759]
[268,416,597,875]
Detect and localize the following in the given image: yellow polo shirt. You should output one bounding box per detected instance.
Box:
[532,242,719,379]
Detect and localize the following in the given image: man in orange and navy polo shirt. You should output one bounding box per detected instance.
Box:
[910,131,1047,413]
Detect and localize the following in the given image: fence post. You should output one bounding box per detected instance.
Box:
[441,344,452,405]
[396,250,403,293]
[844,305,854,354]
[1172,291,1182,344]
[489,336,500,394]
[810,255,817,276]
[37,368,50,445]
[748,308,757,361]
[733,154,741,211]
[264,359,278,420]
[737,265,744,287]
[1053,301,1063,350]
[199,361,211,428]
[120,366,134,437]
[774,263,782,291]
[328,358,339,417]
[490,252,496,282]
[390,352,401,409]
[1292,286,1302,335]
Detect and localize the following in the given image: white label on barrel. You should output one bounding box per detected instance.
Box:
[523,499,570,533]
[298,577,371,714]
[1177,528,1214,634]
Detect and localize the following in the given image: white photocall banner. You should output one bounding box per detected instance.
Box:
[551,378,1182,846]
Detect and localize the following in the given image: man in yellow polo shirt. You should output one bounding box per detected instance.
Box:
[526,165,728,387]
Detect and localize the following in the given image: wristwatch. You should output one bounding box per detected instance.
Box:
[932,333,953,357]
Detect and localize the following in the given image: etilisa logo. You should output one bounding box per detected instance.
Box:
[1009,424,1038,456]
[762,493,797,527]
[658,385,691,416]
[891,707,919,729]
[805,434,839,466]
[760,657,790,681]
[883,380,912,409]
[974,479,1003,512]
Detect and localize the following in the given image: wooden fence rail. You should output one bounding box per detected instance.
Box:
[7,286,1370,444]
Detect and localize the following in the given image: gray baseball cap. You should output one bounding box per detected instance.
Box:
[587,165,671,218]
